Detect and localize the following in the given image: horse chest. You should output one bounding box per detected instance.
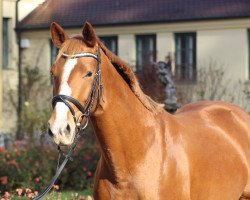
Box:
[94,152,187,200]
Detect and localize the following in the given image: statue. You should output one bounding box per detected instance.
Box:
[154,54,178,112]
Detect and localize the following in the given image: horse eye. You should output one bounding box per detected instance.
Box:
[84,71,93,78]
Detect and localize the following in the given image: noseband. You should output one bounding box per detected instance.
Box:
[33,47,103,200]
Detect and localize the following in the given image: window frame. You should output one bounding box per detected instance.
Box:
[99,36,118,55]
[136,34,156,72]
[174,32,197,83]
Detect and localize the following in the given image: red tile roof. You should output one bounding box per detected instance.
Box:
[17,0,250,30]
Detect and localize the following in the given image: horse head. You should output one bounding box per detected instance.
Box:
[48,21,102,146]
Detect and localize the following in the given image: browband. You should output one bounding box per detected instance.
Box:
[62,52,99,61]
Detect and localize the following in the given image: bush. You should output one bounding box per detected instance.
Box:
[0,130,99,198]
[17,66,52,140]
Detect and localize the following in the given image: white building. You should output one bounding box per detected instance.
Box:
[3,0,250,132]
[2,0,45,132]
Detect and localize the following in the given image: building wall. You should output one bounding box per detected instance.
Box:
[22,19,250,80]
[22,38,51,76]
[20,18,250,110]
[96,19,250,83]
[197,29,248,81]
[2,0,18,132]
[2,0,46,132]
[118,34,136,70]
[18,0,46,20]
[156,32,174,62]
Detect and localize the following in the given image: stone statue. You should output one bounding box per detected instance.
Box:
[154,55,177,112]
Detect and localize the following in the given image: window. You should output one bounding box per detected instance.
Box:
[136,35,156,71]
[175,32,196,83]
[2,18,9,69]
[99,36,118,55]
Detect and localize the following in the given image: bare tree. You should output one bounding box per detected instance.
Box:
[176,59,250,112]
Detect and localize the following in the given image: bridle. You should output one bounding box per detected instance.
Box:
[33,47,102,200]
[52,47,103,128]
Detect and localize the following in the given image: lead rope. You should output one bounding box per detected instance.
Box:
[33,96,94,200]
[32,119,88,200]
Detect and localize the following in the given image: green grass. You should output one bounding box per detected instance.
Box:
[46,189,92,200]
[44,189,92,200]
[3,189,93,200]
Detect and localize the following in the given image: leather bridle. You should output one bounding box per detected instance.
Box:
[52,47,103,129]
[33,47,102,200]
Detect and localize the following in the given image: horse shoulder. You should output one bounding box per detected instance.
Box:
[151,112,191,199]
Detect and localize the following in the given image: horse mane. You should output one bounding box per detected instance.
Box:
[98,40,164,114]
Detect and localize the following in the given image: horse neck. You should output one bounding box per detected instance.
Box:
[91,52,158,181]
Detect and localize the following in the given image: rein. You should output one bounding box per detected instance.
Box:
[33,48,102,200]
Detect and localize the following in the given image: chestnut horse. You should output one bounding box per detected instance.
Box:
[48,21,250,200]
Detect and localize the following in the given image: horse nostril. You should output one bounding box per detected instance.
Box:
[66,124,71,133]
[48,128,54,137]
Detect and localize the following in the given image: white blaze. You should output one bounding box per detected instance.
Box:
[53,59,77,133]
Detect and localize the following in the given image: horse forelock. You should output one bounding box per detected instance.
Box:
[55,35,164,114]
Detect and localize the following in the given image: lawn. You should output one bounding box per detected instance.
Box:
[45,190,92,200]
[1,189,93,200]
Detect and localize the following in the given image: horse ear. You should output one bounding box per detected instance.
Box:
[82,21,97,47]
[50,22,69,48]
